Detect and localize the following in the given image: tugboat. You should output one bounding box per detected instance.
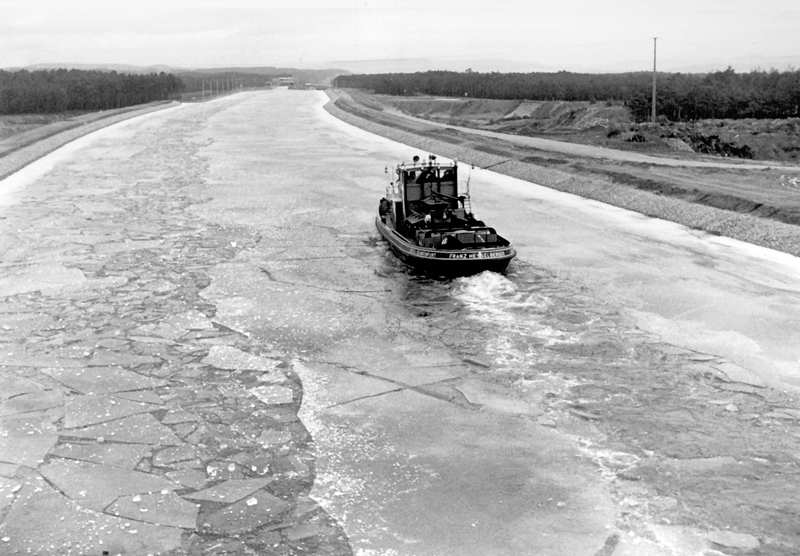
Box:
[376,154,515,275]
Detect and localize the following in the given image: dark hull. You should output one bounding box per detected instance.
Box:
[376,217,515,276]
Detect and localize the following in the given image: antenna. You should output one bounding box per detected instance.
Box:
[463,165,473,214]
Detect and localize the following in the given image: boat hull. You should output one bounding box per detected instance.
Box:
[376,217,515,276]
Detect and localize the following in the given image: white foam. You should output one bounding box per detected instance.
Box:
[453,272,576,370]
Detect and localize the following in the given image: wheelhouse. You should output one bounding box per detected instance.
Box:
[376,154,515,275]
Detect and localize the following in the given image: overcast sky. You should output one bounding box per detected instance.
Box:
[2,0,799,73]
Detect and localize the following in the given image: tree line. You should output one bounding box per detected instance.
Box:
[333,68,800,122]
[0,69,184,114]
[629,68,800,121]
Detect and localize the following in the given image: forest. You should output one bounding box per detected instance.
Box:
[0,66,349,114]
[0,69,184,114]
[333,68,800,122]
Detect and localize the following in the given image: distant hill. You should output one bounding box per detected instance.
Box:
[6,64,350,84]
[324,55,800,75]
[174,67,349,85]
[660,54,800,74]
[324,58,555,74]
[15,63,185,74]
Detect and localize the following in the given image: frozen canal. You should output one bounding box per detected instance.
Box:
[2,89,800,555]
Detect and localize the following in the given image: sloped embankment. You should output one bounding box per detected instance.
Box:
[651,119,800,162]
[326,89,800,258]
[377,93,800,163]
[0,101,178,182]
[381,95,630,131]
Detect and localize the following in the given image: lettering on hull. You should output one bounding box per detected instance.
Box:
[407,247,512,260]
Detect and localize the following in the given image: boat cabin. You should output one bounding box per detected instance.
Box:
[376,154,516,273]
[382,155,470,230]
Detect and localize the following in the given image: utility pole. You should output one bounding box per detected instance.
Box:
[652,37,657,124]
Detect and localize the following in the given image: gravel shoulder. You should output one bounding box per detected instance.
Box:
[325,89,800,258]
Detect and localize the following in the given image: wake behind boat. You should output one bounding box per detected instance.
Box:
[376,155,515,276]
